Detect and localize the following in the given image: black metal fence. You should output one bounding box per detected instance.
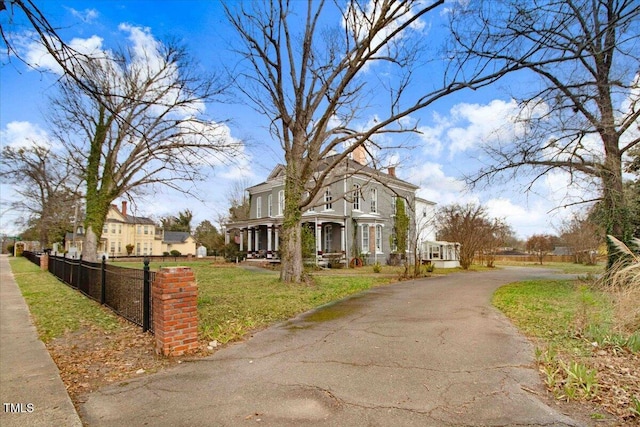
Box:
[22,251,155,333]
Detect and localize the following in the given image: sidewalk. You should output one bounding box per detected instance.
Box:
[0,254,82,426]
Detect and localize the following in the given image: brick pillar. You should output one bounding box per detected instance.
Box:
[40,253,49,271]
[152,267,198,356]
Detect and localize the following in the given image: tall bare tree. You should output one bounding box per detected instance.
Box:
[47,37,239,261]
[449,0,640,267]
[223,0,521,283]
[559,212,603,264]
[436,203,507,269]
[0,144,80,248]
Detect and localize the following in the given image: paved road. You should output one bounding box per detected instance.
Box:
[0,254,82,427]
[80,267,584,426]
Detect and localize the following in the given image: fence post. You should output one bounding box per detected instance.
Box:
[152,267,198,356]
[101,255,107,304]
[76,254,82,289]
[40,253,49,271]
[143,258,151,332]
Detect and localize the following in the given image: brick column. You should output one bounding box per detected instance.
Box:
[152,267,198,356]
[40,253,48,271]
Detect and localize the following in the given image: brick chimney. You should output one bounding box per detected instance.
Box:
[352,145,367,165]
[121,201,127,217]
[388,167,396,178]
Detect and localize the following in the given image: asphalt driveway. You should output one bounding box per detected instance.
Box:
[80,267,584,426]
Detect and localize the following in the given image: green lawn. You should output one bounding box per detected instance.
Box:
[492,275,639,418]
[493,279,612,354]
[111,259,399,343]
[9,257,120,342]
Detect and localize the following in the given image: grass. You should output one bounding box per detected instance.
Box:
[112,259,398,343]
[493,276,639,420]
[9,257,120,342]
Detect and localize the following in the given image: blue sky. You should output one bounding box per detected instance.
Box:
[0,1,591,239]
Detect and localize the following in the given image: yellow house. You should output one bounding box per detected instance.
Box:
[63,201,197,257]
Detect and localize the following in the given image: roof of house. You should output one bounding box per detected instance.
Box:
[248,153,419,192]
[163,231,192,243]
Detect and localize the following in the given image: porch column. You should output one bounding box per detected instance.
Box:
[340,223,346,254]
[225,230,230,245]
[267,226,273,258]
[239,229,244,251]
[274,227,279,252]
[316,220,322,256]
[247,227,253,258]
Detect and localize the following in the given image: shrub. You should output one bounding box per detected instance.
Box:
[169,249,182,257]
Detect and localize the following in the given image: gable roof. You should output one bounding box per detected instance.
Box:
[105,204,156,225]
[249,153,419,192]
[163,231,192,243]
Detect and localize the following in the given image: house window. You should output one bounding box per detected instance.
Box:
[118,225,122,234]
[353,184,361,211]
[324,189,332,210]
[136,243,141,255]
[111,225,116,234]
[361,224,369,253]
[137,225,142,234]
[278,190,285,215]
[256,196,262,218]
[376,225,383,252]
[144,225,149,235]
[110,241,115,253]
[324,224,332,252]
[118,241,122,254]
[267,194,272,217]
[370,188,377,213]
[143,242,148,255]
[103,225,108,234]
[305,191,314,212]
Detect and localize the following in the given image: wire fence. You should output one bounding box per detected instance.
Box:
[23,251,154,332]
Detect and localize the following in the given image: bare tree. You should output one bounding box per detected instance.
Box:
[436,203,505,270]
[526,234,556,265]
[449,0,640,267]
[478,219,514,268]
[223,0,520,283]
[47,38,239,262]
[559,212,603,264]
[0,144,80,248]
[226,178,252,222]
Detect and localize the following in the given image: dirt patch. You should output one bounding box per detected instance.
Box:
[537,346,640,425]
[45,317,211,408]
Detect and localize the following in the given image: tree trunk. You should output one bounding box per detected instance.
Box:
[280,224,304,282]
[279,165,306,283]
[83,225,100,262]
[601,146,630,268]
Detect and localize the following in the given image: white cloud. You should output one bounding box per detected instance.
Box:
[0,121,50,149]
[69,8,99,23]
[23,34,104,74]
[405,161,469,205]
[484,198,549,239]
[418,98,550,158]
